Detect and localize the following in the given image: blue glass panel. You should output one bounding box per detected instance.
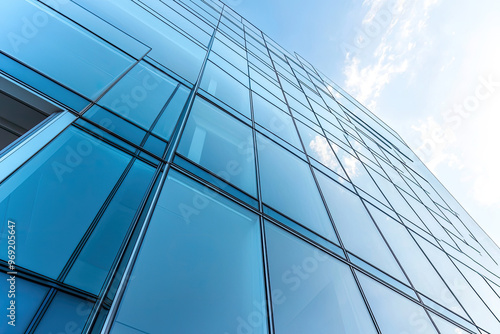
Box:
[64,159,155,295]
[34,292,93,334]
[72,0,207,83]
[368,204,470,320]
[296,121,347,178]
[0,275,48,333]
[152,85,190,141]
[143,134,167,157]
[83,106,147,146]
[200,61,251,118]
[0,0,133,99]
[177,97,257,196]
[252,93,302,149]
[0,126,131,278]
[315,171,408,282]
[0,54,89,111]
[357,271,438,334]
[98,62,178,129]
[265,223,377,334]
[112,170,267,334]
[257,133,337,242]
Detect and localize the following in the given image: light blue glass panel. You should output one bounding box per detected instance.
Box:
[0,275,48,333]
[430,313,477,334]
[0,0,133,99]
[314,171,407,282]
[200,61,251,118]
[357,271,439,334]
[296,121,347,178]
[112,171,267,334]
[415,234,500,334]
[265,223,377,334]
[152,85,191,141]
[257,133,337,242]
[368,204,470,320]
[177,97,257,196]
[64,159,155,295]
[34,292,93,334]
[0,127,130,278]
[98,62,178,129]
[73,0,207,83]
[253,93,302,149]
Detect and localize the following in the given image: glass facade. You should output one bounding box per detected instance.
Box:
[0,1,499,333]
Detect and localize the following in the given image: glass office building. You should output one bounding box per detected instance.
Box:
[1,0,499,333]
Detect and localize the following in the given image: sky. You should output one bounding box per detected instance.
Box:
[229,0,500,247]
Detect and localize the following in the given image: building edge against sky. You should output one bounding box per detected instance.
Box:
[0,0,499,333]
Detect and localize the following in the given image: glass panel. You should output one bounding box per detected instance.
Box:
[0,127,131,278]
[177,97,257,196]
[152,85,190,141]
[83,106,147,146]
[0,275,48,333]
[257,133,337,242]
[64,159,155,294]
[315,172,408,282]
[252,93,302,149]
[200,61,251,118]
[357,271,439,334]
[367,204,470,319]
[98,62,179,129]
[72,0,207,83]
[112,170,266,334]
[296,121,347,178]
[429,313,477,334]
[0,0,133,99]
[34,292,93,333]
[265,222,377,334]
[415,234,500,333]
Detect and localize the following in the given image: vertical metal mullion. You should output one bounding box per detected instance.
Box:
[246,27,276,334]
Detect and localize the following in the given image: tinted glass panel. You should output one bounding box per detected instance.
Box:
[177,97,257,196]
[368,204,469,319]
[33,292,93,334]
[98,62,179,129]
[265,223,377,334]
[0,0,132,99]
[315,172,407,282]
[252,93,302,149]
[64,159,155,294]
[200,61,251,118]
[112,171,266,334]
[0,127,130,278]
[358,271,438,334]
[257,133,337,242]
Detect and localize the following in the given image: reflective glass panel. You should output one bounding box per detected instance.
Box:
[368,204,469,319]
[34,292,93,334]
[200,61,251,118]
[257,133,337,242]
[177,97,257,196]
[112,171,267,334]
[0,0,133,99]
[357,271,438,334]
[265,222,377,334]
[315,172,407,282]
[98,62,179,129]
[0,127,131,278]
[252,93,302,149]
[64,159,155,294]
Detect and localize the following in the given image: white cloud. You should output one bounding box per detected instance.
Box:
[342,0,441,110]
